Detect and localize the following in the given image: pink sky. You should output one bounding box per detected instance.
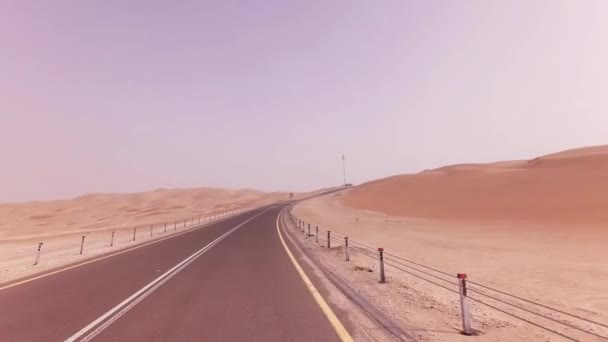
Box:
[1,1,608,202]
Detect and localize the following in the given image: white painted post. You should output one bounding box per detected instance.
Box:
[458,273,473,335]
[34,242,43,265]
[378,248,385,283]
[345,237,350,261]
[110,231,115,247]
[80,236,86,255]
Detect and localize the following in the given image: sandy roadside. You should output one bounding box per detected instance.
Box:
[0,207,249,285]
[292,192,608,342]
[0,188,294,284]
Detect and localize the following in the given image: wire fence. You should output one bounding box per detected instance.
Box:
[288,211,608,341]
[1,208,250,271]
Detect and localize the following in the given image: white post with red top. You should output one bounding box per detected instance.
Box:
[457,273,473,335]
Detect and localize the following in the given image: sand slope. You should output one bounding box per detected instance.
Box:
[342,145,608,227]
[0,188,289,241]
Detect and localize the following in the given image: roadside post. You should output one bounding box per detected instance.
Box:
[133,228,137,241]
[307,223,311,237]
[80,236,86,255]
[458,273,473,335]
[327,231,331,248]
[110,231,116,247]
[150,225,153,237]
[315,226,319,243]
[34,242,43,265]
[378,248,385,283]
[345,237,350,261]
[164,223,167,233]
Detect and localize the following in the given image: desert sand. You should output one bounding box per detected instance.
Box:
[293,145,608,341]
[0,187,290,283]
[342,145,608,228]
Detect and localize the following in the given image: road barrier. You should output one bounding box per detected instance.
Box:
[16,208,251,271]
[289,210,608,341]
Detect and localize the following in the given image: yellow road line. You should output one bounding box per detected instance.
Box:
[275,209,354,342]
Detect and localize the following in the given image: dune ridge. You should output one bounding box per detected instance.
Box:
[342,145,608,227]
[0,187,289,240]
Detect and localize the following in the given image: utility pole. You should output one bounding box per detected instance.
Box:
[342,154,347,186]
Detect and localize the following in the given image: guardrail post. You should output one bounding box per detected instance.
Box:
[457,273,473,335]
[327,231,331,248]
[133,227,137,241]
[110,231,116,247]
[378,248,385,283]
[34,242,43,265]
[307,223,311,237]
[80,236,86,255]
[345,237,350,261]
[315,226,319,243]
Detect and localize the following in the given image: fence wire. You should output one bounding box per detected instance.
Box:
[289,212,608,341]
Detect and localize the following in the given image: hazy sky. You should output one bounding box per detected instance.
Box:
[2,1,608,202]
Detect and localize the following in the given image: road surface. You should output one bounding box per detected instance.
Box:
[0,205,348,341]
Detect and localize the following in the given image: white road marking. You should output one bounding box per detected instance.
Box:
[65,207,273,342]
[0,211,251,292]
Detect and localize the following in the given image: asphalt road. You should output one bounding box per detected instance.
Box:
[0,205,344,341]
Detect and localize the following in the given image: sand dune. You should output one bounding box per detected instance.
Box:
[342,145,608,227]
[294,145,608,341]
[0,187,289,241]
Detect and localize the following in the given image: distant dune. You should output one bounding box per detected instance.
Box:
[342,145,608,227]
[0,188,289,240]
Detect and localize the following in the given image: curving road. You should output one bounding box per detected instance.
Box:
[0,205,349,341]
